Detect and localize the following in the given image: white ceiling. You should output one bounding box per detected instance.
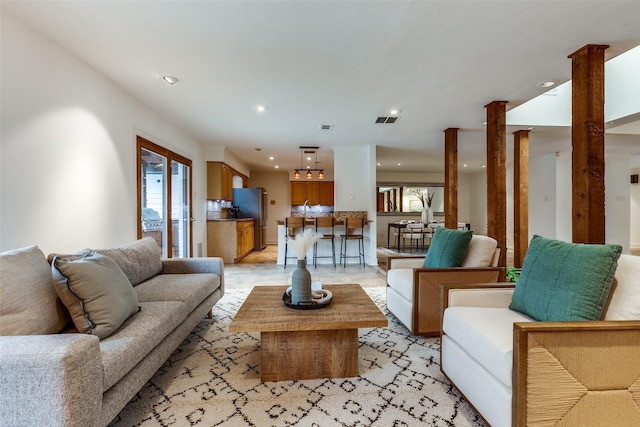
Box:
[3,1,640,174]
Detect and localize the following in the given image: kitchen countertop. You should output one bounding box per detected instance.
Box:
[275,218,373,225]
[207,218,254,222]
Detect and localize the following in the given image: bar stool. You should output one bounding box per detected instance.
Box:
[313,216,336,267]
[284,217,305,267]
[339,217,365,267]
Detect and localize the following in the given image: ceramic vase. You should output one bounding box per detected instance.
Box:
[291,258,312,304]
[421,207,433,225]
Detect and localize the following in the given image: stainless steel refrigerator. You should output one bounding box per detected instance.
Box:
[232,187,268,250]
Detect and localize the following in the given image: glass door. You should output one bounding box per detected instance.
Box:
[171,159,191,258]
[137,136,192,258]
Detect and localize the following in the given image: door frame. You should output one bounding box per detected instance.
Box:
[136,136,193,257]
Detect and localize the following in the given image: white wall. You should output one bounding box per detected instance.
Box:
[333,144,377,264]
[631,166,640,247]
[555,151,572,242]
[605,152,631,252]
[1,13,207,255]
[528,153,558,240]
[468,170,488,235]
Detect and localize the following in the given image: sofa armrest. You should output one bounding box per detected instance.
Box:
[387,256,424,270]
[408,267,502,336]
[513,320,640,426]
[441,281,515,311]
[162,257,224,291]
[0,334,102,427]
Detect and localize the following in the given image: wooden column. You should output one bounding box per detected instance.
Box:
[513,130,530,267]
[444,128,459,229]
[569,44,608,244]
[486,101,508,280]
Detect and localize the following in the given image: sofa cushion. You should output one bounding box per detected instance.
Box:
[100,300,187,391]
[95,237,162,286]
[52,252,140,339]
[422,227,473,268]
[0,246,70,335]
[134,273,219,313]
[604,254,640,320]
[385,268,414,300]
[443,306,533,387]
[462,235,498,267]
[510,235,622,322]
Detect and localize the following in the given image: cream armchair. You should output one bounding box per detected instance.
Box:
[386,234,502,336]
[440,253,640,427]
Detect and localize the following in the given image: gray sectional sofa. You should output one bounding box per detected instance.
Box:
[0,237,224,427]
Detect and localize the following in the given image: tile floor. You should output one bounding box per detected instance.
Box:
[224,245,387,289]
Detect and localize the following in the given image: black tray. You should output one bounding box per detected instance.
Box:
[282,291,333,310]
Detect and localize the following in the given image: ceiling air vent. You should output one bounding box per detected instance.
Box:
[320,124,333,130]
[375,116,398,124]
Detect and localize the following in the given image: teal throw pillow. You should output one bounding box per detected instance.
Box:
[422,227,473,268]
[509,235,622,322]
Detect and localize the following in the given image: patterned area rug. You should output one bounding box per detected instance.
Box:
[110,287,486,427]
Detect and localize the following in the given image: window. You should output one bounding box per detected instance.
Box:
[377,183,444,214]
[137,136,192,257]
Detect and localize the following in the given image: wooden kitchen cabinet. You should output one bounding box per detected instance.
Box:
[236,219,255,259]
[207,219,254,263]
[291,181,306,205]
[291,181,333,205]
[207,162,233,201]
[305,182,319,204]
[319,181,334,205]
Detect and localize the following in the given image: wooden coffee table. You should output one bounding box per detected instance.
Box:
[229,284,388,381]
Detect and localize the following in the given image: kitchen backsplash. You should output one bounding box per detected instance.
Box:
[290,205,333,217]
[334,211,368,221]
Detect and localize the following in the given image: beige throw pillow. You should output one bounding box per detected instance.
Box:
[52,252,140,339]
[0,245,70,335]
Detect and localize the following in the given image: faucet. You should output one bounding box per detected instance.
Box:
[303,200,309,217]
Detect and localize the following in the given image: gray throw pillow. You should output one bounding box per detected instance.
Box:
[52,252,140,339]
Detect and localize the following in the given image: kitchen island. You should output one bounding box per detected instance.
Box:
[275,213,372,265]
[207,218,255,264]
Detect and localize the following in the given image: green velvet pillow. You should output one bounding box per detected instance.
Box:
[422,227,473,268]
[510,235,622,321]
[52,252,140,339]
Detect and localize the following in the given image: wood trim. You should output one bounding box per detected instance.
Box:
[411,268,501,336]
[444,128,459,229]
[569,44,608,244]
[513,130,529,267]
[485,101,508,280]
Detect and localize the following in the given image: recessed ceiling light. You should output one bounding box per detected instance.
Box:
[538,81,556,88]
[397,163,401,166]
[256,105,269,112]
[463,164,468,167]
[377,162,381,166]
[482,165,486,168]
[162,76,178,85]
[269,156,274,160]
[274,165,279,169]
